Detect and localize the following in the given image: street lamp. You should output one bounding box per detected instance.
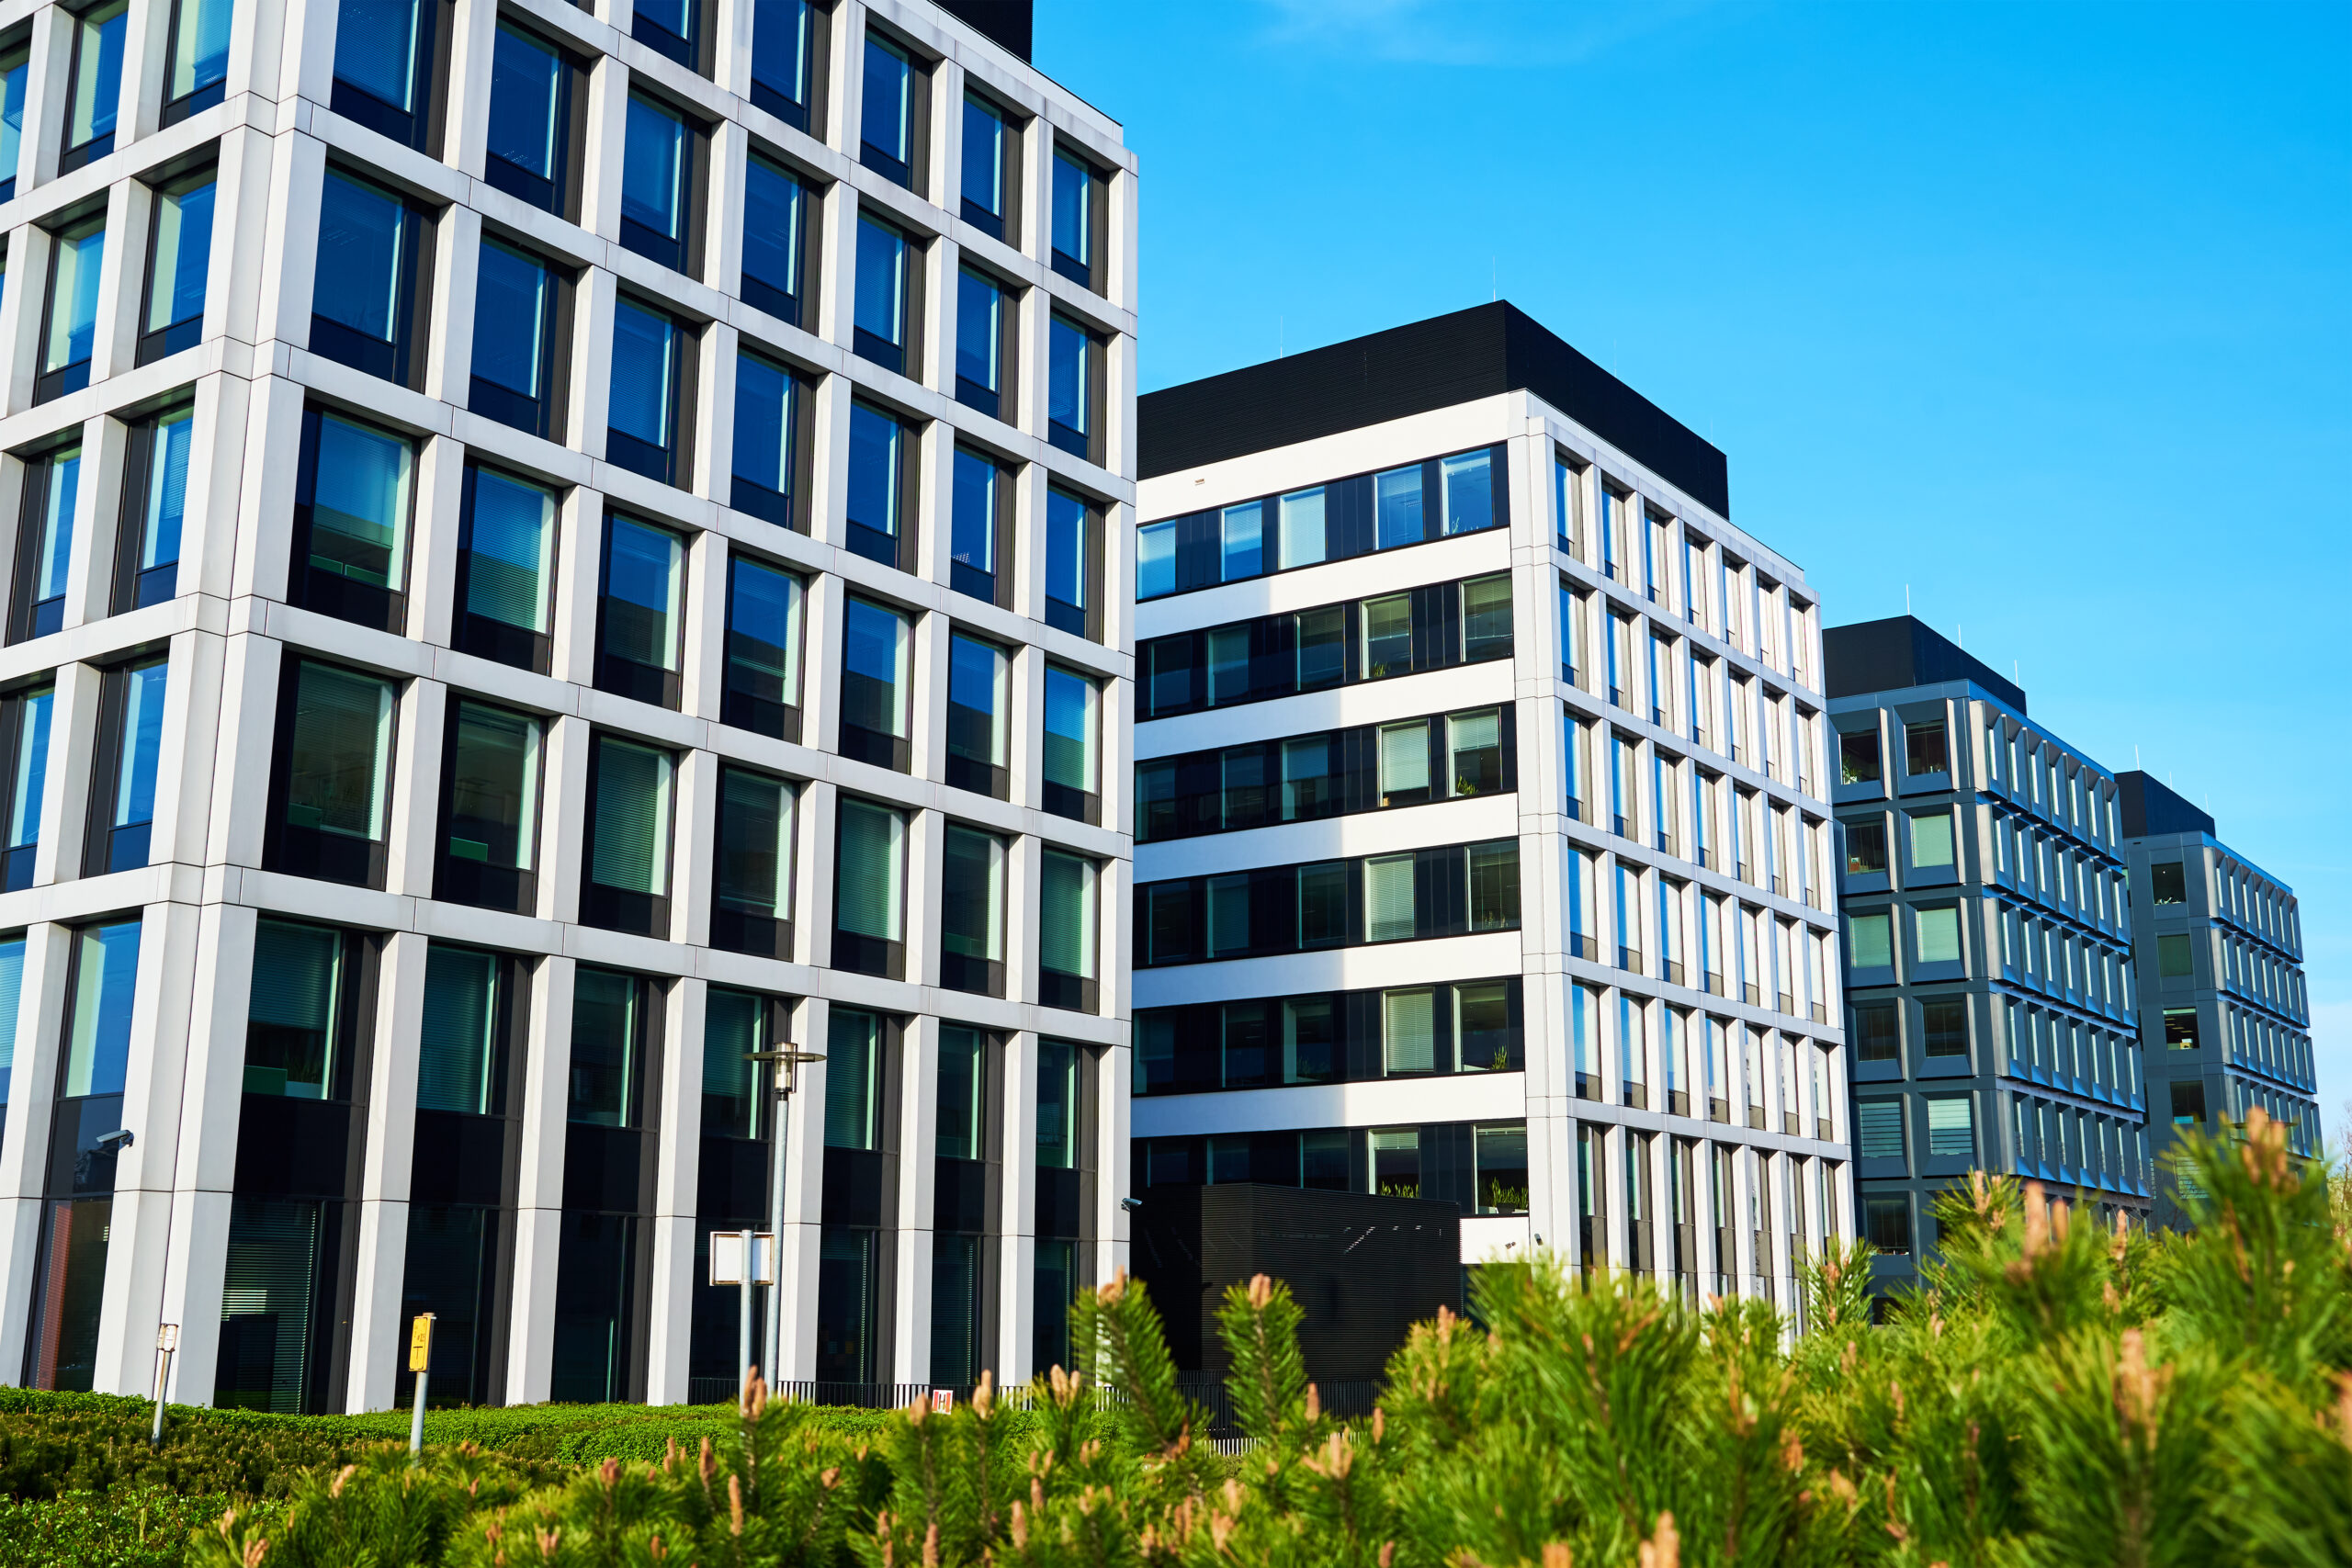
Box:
[744,1043,824,1389]
[149,1324,178,1449]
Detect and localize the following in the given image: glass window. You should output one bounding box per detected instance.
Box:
[834,801,905,948]
[600,516,685,677]
[946,633,1010,784]
[417,945,501,1115]
[458,468,556,645]
[1038,1047,1079,1168]
[1197,872,1245,957]
[1441,449,1494,534]
[569,967,645,1128]
[607,299,682,476]
[1362,594,1412,679]
[1922,998,1969,1056]
[1849,912,1893,970]
[485,24,566,202]
[730,354,798,528]
[1372,1127,1419,1199]
[1040,852,1097,998]
[1378,720,1429,805]
[845,402,904,545]
[853,215,909,364]
[1468,841,1521,931]
[469,241,555,433]
[41,219,107,387]
[702,987,770,1140]
[2156,933,2193,978]
[141,172,215,359]
[1383,989,1433,1073]
[3,685,54,887]
[1050,147,1092,276]
[1296,605,1344,691]
[1220,502,1262,582]
[940,824,1004,989]
[1463,574,1514,660]
[17,447,79,640]
[1916,907,1962,965]
[589,737,673,898]
[63,0,128,160]
[284,661,394,846]
[0,46,28,197]
[1856,1099,1903,1161]
[750,0,813,122]
[741,157,805,319]
[1476,1123,1528,1213]
[91,660,165,874]
[860,32,914,172]
[1045,488,1091,629]
[1457,982,1513,1072]
[1907,810,1955,869]
[956,268,1003,403]
[936,1025,984,1159]
[1926,1096,1973,1158]
[63,918,142,1098]
[840,597,911,741]
[2150,862,2187,905]
[621,96,688,253]
[1047,314,1092,453]
[334,0,428,116]
[1278,487,1325,570]
[723,555,801,732]
[951,447,999,586]
[311,170,417,379]
[1295,860,1347,948]
[715,767,794,925]
[243,921,345,1099]
[1206,626,1250,705]
[299,412,412,611]
[1374,465,1423,549]
[1042,665,1098,807]
[1450,709,1501,797]
[1851,1000,1898,1061]
[961,95,1008,233]
[1365,854,1414,942]
[1845,820,1888,875]
[1839,730,1881,784]
[1280,737,1330,822]
[1905,720,1948,776]
[445,702,538,873]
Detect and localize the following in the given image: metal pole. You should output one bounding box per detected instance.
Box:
[148,1348,170,1449]
[410,1369,427,1457]
[739,1226,755,1394]
[407,1313,434,1461]
[768,1084,788,1388]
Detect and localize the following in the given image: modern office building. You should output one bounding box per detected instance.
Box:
[1826,618,2148,1293]
[0,0,1135,1412]
[1130,303,1852,1319]
[2115,769,2319,1223]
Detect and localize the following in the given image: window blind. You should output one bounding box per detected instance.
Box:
[1040,852,1091,978]
[834,801,902,940]
[591,740,670,894]
[218,1198,321,1413]
[1927,1097,1973,1158]
[288,662,392,840]
[824,1009,877,1149]
[1383,988,1433,1073]
[466,471,552,631]
[1857,1100,1904,1160]
[702,987,762,1137]
[1365,855,1414,942]
[717,770,789,915]
[1378,722,1428,795]
[416,945,495,1114]
[568,968,638,1127]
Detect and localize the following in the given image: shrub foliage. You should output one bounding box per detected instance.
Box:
[8,1114,2348,1566]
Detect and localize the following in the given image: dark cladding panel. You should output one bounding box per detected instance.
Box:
[1131,1183,1459,1380]
[1823,615,2029,713]
[937,1,1032,61]
[1138,302,1731,520]
[2117,770,2216,840]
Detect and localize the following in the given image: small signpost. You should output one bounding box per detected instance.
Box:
[709,1229,778,1394]
[408,1314,435,1458]
[149,1324,178,1450]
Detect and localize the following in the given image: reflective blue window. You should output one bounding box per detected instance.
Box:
[960,96,1007,237]
[1047,315,1091,455]
[950,447,996,601]
[731,354,797,526]
[63,0,128,163]
[621,96,690,269]
[740,157,803,321]
[845,403,901,544]
[608,300,680,479]
[853,216,908,370]
[472,243,548,401]
[142,175,214,355]
[165,0,232,112]
[485,24,568,210]
[749,0,812,124]
[0,45,28,199]
[861,33,912,175]
[957,269,1002,407]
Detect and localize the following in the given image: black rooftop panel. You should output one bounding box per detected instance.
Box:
[1823,615,2030,713]
[1137,301,1731,519]
[936,1,1032,62]
[2116,771,2216,839]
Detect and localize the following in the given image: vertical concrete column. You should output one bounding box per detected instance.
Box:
[799,572,842,765]
[645,976,705,1404]
[706,121,748,302]
[27,6,68,187]
[539,716,594,926]
[0,923,77,1382]
[506,953,576,1404]
[548,484,606,690]
[698,321,739,503]
[0,227,37,415]
[205,630,286,874]
[891,1010,938,1383]
[678,526,729,723]
[1002,829,1035,1008]
[444,0,501,180]
[580,58,631,245]
[385,676,447,899]
[997,1028,1035,1384]
[90,179,143,390]
[91,898,208,1395]
[1094,1032,1128,1286]
[411,434,469,651]
[673,747,718,947]
[573,269,618,465]
[772,993,829,1381]
[180,371,252,604]
[806,352,852,551]
[914,397,955,585]
[255,132,327,353]
[39,660,106,885]
[907,600,946,790]
[1009,639,1044,811]
[152,628,228,873]
[425,205,482,407]
[901,807,942,989]
[347,928,432,1411]
[797,780,836,967]
[209,126,277,354]
[229,378,307,604]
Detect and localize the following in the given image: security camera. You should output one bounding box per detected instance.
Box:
[1119,1196,1144,1213]
[95,1128,135,1154]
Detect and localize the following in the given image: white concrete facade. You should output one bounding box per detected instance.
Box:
[1133,378,1853,1317]
[0,0,1134,1409]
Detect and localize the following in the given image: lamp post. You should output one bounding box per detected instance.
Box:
[746,1041,823,1390]
[149,1324,178,1449]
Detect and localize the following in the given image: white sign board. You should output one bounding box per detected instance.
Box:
[708,1230,778,1286]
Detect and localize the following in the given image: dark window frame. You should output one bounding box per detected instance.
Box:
[34,211,106,404]
[594,512,688,709]
[290,405,415,635]
[0,678,52,891]
[952,263,1019,423]
[728,346,816,532]
[1045,312,1105,465]
[943,627,1011,800]
[262,657,399,891]
[1036,850,1100,1014]
[830,797,908,979]
[1039,662,1100,827]
[631,0,716,73]
[604,295,698,489]
[10,443,79,642]
[158,0,230,126]
[481,20,588,220]
[134,164,216,367]
[851,209,925,378]
[1043,485,1103,642]
[580,730,677,938]
[938,820,1006,998]
[1048,141,1108,293]
[468,235,572,441]
[58,0,128,174]
[81,653,168,876]
[330,0,454,154]
[431,693,544,916]
[453,461,559,674]
[1132,977,1526,1098]
[309,168,436,391]
[835,592,913,772]
[842,396,922,573]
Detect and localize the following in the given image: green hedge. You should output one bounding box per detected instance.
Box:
[0,1488,290,1568]
[0,1388,909,1504]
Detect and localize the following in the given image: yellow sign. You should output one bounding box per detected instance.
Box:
[408,1314,435,1373]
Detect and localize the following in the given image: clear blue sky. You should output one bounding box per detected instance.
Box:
[1035,0,2352,1143]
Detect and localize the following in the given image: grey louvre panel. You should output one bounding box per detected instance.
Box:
[1138,302,1730,520]
[1857,1100,1905,1160]
[417,945,496,1114]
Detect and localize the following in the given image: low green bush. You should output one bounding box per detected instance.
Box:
[0,1487,288,1568]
